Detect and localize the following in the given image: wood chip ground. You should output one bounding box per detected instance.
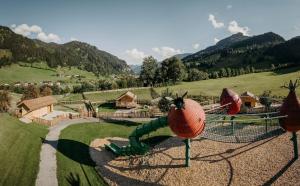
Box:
[90,132,300,186]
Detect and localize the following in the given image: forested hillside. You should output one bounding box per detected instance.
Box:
[182,32,299,72]
[0,26,130,76]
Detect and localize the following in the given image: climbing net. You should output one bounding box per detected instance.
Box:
[202,104,286,143]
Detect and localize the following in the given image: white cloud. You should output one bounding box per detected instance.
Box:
[70,37,78,41]
[125,48,147,61]
[214,38,220,44]
[227,5,232,9]
[152,46,182,59]
[208,14,224,28]
[228,20,250,36]
[193,43,200,49]
[12,24,42,36]
[11,23,61,43]
[37,32,61,43]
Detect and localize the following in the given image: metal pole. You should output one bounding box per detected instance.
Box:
[292,132,298,159]
[185,138,191,167]
[265,115,269,134]
[231,116,235,135]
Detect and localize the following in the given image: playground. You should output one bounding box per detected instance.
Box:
[85,79,300,185]
[90,134,299,185]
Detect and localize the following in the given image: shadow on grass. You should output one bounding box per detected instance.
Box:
[98,102,116,109]
[57,139,96,167]
[101,118,142,126]
[66,172,80,186]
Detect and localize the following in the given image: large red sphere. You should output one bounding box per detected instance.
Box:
[280,91,300,132]
[220,88,242,115]
[168,99,205,138]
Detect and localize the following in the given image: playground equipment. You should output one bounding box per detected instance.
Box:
[82,93,97,117]
[106,92,207,167]
[280,79,300,159]
[105,82,300,166]
[220,88,242,115]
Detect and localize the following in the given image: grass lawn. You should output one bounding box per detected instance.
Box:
[97,102,117,112]
[57,121,171,186]
[0,63,98,84]
[63,70,300,102]
[0,114,48,186]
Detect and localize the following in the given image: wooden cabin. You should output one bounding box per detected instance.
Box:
[115,91,137,108]
[240,91,259,108]
[17,96,57,120]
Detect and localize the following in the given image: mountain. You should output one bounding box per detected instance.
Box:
[173,53,192,60]
[129,64,141,75]
[265,36,300,65]
[183,32,288,71]
[184,33,249,62]
[0,26,130,75]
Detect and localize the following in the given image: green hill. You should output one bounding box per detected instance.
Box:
[0,63,98,84]
[0,114,48,185]
[0,26,130,76]
[182,32,298,71]
[63,68,300,102]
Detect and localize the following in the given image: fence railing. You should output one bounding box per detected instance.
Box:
[32,113,80,126]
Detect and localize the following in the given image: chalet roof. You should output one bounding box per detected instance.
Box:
[240,91,258,100]
[17,96,57,112]
[116,91,136,101]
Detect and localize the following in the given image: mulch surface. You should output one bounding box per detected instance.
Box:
[90,132,300,186]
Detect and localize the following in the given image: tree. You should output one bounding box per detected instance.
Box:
[226,68,232,77]
[188,68,209,81]
[158,88,174,113]
[271,64,276,70]
[40,86,53,96]
[150,87,160,99]
[220,68,227,77]
[259,90,272,111]
[22,85,40,100]
[0,90,11,112]
[160,57,186,84]
[211,71,219,79]
[139,56,158,86]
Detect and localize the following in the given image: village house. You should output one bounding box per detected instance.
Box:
[240,91,259,108]
[17,96,57,120]
[115,91,137,108]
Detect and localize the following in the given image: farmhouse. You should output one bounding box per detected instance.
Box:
[17,96,57,120]
[240,91,259,108]
[115,91,137,108]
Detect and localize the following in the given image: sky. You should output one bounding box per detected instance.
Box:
[0,0,300,65]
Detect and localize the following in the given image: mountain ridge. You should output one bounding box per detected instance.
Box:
[182,32,293,71]
[0,25,130,75]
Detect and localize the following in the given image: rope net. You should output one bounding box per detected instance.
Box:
[202,105,285,143]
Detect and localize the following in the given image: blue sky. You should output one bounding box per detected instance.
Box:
[0,0,300,64]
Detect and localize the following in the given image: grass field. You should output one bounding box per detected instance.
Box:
[57,121,171,186]
[0,63,98,84]
[0,114,48,186]
[63,70,300,102]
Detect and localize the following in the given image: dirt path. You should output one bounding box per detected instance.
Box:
[35,118,99,186]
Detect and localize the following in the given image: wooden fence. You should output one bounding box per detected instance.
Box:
[79,110,163,119]
[32,113,80,126]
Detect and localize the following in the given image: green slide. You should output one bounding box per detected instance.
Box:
[105,116,168,156]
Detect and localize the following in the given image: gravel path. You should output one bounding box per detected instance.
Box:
[90,132,300,186]
[35,118,99,186]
